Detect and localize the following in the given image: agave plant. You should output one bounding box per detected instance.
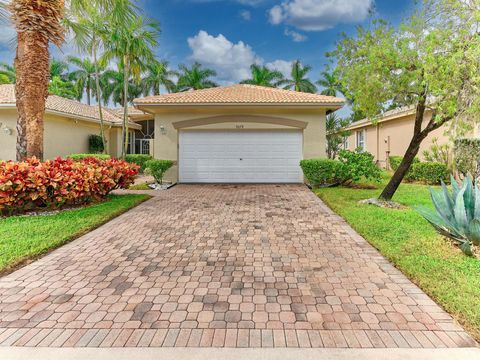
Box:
[416,175,480,256]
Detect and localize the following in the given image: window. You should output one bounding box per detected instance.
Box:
[343,136,349,150]
[356,130,366,151]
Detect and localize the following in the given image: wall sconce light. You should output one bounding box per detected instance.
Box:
[160,125,167,135]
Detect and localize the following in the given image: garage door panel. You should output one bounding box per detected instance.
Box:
[179,130,303,183]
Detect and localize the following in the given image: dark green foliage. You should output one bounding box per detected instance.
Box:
[405,162,449,185]
[88,134,105,154]
[300,150,380,188]
[389,156,419,171]
[68,154,111,160]
[454,138,480,177]
[125,154,153,172]
[145,159,174,184]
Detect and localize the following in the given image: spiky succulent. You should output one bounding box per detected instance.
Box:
[416,175,480,256]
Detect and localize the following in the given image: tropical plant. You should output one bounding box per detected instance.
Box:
[454,139,480,178]
[422,137,452,168]
[416,176,480,256]
[316,69,340,97]
[240,64,284,87]
[88,134,105,153]
[67,56,97,104]
[48,76,79,100]
[143,60,176,95]
[280,60,316,93]
[0,62,15,84]
[176,62,217,91]
[326,113,351,159]
[101,69,142,106]
[50,58,70,80]
[145,159,174,184]
[330,0,480,200]
[102,14,159,158]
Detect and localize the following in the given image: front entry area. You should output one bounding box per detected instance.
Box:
[179,130,303,183]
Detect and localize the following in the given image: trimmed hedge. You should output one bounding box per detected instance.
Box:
[389,155,419,171]
[68,153,111,160]
[145,159,174,184]
[125,154,153,172]
[300,159,345,188]
[405,162,448,185]
[0,157,138,215]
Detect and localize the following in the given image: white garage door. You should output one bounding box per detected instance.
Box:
[179,130,303,183]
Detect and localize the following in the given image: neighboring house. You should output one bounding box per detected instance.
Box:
[133,84,344,183]
[344,106,459,169]
[0,84,141,161]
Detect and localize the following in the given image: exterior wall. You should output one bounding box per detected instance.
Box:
[346,113,453,168]
[0,109,123,161]
[150,108,327,183]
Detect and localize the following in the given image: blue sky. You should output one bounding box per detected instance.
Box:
[0,0,416,87]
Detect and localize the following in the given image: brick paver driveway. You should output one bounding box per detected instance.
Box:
[0,185,475,348]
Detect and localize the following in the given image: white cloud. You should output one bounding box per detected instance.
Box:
[239,10,252,21]
[266,59,292,78]
[187,30,261,82]
[269,0,373,31]
[284,28,307,42]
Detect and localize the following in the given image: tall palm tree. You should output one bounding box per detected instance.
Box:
[176,62,217,91]
[103,15,159,158]
[240,64,284,87]
[280,60,317,93]
[143,60,177,96]
[0,62,16,84]
[317,70,342,97]
[50,58,70,80]
[101,68,142,106]
[8,0,131,161]
[67,56,97,104]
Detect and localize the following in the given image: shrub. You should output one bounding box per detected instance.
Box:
[454,138,480,177]
[405,162,448,185]
[422,137,452,169]
[0,157,138,216]
[68,153,111,161]
[300,159,345,187]
[300,150,380,188]
[389,155,419,171]
[337,149,381,184]
[125,154,153,172]
[416,176,480,256]
[88,134,105,154]
[145,159,174,184]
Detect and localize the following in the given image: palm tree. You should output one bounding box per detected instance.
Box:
[50,58,70,80]
[317,70,341,97]
[176,62,217,91]
[280,60,317,93]
[0,62,16,84]
[67,56,97,104]
[8,0,132,161]
[101,68,142,106]
[240,64,284,87]
[143,60,177,96]
[103,15,159,158]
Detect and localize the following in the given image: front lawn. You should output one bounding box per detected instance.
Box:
[0,194,149,275]
[315,183,480,341]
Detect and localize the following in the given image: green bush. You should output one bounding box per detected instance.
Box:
[299,159,345,187]
[68,154,111,161]
[88,134,105,154]
[125,154,153,172]
[145,159,174,184]
[300,150,380,188]
[389,155,419,171]
[405,162,448,184]
[454,138,480,177]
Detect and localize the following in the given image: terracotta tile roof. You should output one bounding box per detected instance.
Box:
[0,84,127,125]
[345,105,417,130]
[134,84,344,106]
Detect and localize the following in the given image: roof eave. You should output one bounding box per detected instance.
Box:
[134,102,344,110]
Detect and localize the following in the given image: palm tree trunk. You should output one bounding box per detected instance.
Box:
[86,82,91,105]
[15,31,49,161]
[121,57,130,159]
[92,39,106,154]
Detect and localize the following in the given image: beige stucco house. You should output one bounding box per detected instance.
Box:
[0,84,141,161]
[134,84,344,183]
[344,106,459,169]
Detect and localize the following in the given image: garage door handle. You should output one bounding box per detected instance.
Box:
[239,158,243,160]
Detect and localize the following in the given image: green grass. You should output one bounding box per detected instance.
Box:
[315,181,480,341]
[129,182,152,190]
[0,194,149,274]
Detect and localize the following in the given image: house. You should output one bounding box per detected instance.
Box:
[0,84,141,161]
[114,107,155,156]
[343,106,457,168]
[133,84,344,183]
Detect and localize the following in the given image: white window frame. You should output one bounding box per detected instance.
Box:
[356,130,366,151]
[343,136,349,150]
